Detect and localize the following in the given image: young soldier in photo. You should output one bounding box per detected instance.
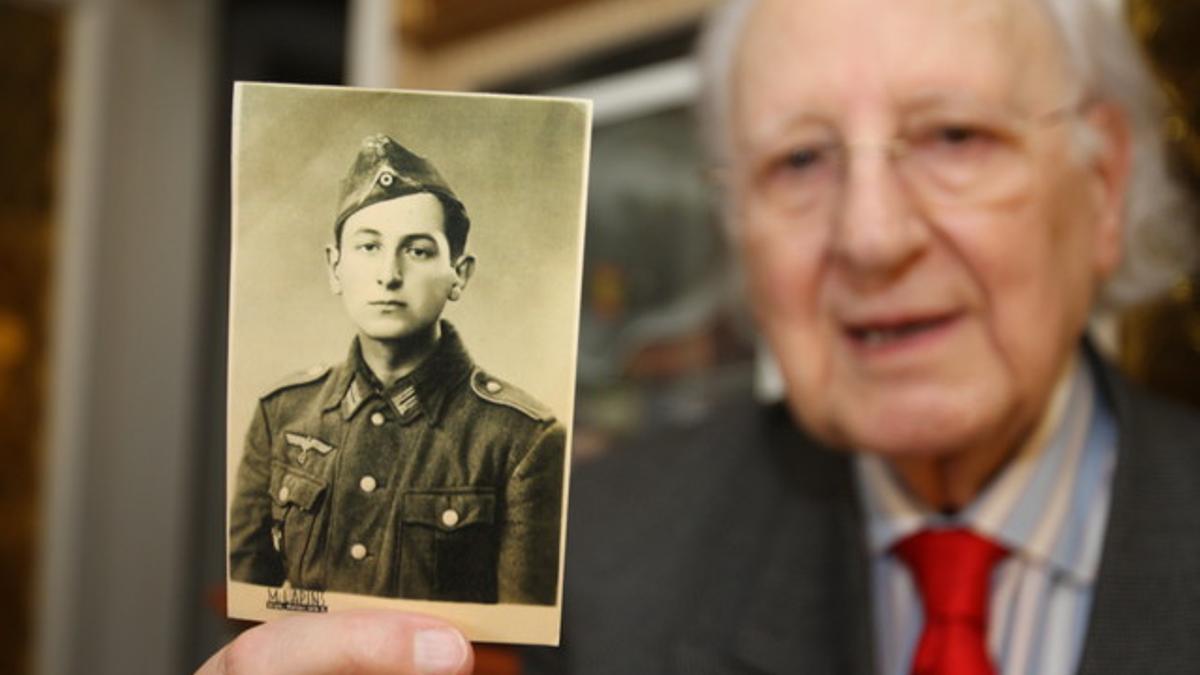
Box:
[229,134,565,605]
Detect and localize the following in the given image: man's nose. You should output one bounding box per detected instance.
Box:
[829,147,930,285]
[376,252,404,287]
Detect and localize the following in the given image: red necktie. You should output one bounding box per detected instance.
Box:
[894,529,1008,675]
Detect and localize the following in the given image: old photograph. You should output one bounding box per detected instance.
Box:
[226,83,589,644]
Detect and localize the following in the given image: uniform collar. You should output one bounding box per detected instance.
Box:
[321,321,474,427]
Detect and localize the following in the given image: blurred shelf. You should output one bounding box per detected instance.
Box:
[395,0,720,90]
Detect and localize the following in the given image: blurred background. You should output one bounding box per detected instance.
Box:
[0,0,1197,673]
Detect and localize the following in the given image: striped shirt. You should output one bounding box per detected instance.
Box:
[855,356,1117,675]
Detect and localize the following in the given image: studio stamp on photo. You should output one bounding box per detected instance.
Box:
[226,82,590,645]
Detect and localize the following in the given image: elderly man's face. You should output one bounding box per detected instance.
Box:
[730,0,1128,459]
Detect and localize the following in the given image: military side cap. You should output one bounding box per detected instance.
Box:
[333,134,465,238]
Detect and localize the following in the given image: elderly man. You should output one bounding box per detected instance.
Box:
[199,0,1198,673]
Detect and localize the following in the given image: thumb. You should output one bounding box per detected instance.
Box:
[196,610,473,675]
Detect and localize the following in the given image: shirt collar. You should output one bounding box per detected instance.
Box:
[855,352,1116,585]
[321,321,474,426]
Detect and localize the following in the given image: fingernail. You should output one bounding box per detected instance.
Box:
[413,628,468,675]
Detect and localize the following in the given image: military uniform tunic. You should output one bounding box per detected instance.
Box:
[229,323,564,604]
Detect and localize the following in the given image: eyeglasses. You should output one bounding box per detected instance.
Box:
[724,97,1092,228]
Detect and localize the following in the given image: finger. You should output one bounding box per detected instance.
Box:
[196,610,473,675]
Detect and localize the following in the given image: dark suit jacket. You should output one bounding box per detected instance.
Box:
[528,358,1200,673]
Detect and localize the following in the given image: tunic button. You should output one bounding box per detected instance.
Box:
[485,380,502,394]
[370,411,385,426]
[441,508,460,527]
[278,486,290,502]
[360,475,377,493]
[350,543,367,560]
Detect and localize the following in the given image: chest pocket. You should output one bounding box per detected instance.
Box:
[402,489,495,530]
[269,462,327,578]
[399,488,498,602]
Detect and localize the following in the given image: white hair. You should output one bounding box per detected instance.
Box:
[698,0,1197,307]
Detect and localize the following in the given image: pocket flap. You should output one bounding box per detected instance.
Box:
[269,462,327,511]
[402,488,495,532]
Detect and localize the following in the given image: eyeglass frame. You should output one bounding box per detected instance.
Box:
[708,93,1100,226]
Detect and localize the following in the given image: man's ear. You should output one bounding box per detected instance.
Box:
[325,244,342,295]
[450,255,476,301]
[1084,101,1132,279]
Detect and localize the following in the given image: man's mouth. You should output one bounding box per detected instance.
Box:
[844,313,959,349]
[370,300,407,309]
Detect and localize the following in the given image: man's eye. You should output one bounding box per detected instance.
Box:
[918,124,1001,151]
[781,147,825,171]
[403,245,436,260]
[355,242,380,253]
[909,124,1002,166]
[753,143,835,206]
[935,125,984,145]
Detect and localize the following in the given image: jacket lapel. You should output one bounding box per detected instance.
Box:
[1076,355,1200,674]
[673,406,876,675]
[730,495,874,675]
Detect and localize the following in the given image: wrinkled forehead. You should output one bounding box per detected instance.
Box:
[731,0,1076,143]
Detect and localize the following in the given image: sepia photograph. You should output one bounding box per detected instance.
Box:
[226,82,590,645]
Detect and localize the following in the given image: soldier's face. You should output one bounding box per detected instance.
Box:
[729,0,1128,461]
[328,192,472,343]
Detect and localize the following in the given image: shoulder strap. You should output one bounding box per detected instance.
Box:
[261,363,332,399]
[469,368,555,422]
